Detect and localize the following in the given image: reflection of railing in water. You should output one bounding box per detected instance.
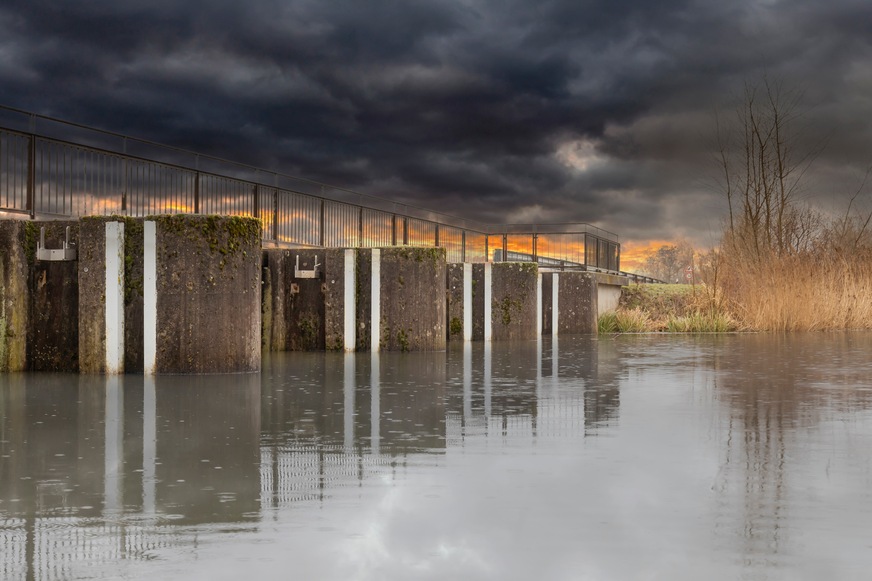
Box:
[0,339,620,578]
[0,105,620,270]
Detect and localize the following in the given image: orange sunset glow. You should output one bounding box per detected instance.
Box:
[619,239,673,273]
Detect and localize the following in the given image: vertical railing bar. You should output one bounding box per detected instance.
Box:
[26,120,35,218]
[319,198,325,247]
[194,171,200,214]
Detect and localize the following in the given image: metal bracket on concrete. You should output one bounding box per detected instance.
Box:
[294,254,321,279]
[36,226,77,261]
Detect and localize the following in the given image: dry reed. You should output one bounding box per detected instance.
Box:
[716,249,872,331]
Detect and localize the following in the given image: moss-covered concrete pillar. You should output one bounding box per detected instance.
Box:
[0,221,30,371]
[555,271,598,335]
[322,248,356,352]
[489,262,538,341]
[447,263,473,343]
[357,247,446,352]
[144,215,261,374]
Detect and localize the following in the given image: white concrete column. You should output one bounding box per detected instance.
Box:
[371,249,381,352]
[343,249,356,352]
[483,262,492,342]
[143,220,157,374]
[552,272,560,338]
[105,221,125,374]
[536,272,543,337]
[463,263,473,342]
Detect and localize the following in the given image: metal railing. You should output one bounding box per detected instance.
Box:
[0,105,620,269]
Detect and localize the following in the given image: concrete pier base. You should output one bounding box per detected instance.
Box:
[357,247,446,351]
[262,249,326,351]
[147,215,261,374]
[322,249,356,352]
[80,215,262,374]
[30,221,79,372]
[489,262,538,341]
[0,221,30,372]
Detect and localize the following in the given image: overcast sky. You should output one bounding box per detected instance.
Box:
[2,0,872,257]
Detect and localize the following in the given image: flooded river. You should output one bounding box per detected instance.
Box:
[2,333,872,580]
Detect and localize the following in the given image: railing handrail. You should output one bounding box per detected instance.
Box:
[0,104,619,241]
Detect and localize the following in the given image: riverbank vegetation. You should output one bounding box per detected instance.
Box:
[598,284,738,333]
[603,77,872,334]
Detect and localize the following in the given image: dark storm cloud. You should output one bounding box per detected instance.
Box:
[2,0,872,242]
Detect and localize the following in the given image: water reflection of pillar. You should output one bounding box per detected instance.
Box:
[142,376,156,516]
[344,352,355,451]
[463,343,473,425]
[104,376,124,515]
[483,343,492,420]
[370,352,381,456]
[154,374,261,525]
[578,337,619,435]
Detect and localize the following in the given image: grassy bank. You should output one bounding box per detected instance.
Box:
[599,284,738,334]
[605,247,872,334]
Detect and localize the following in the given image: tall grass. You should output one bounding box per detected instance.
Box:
[714,248,872,331]
[599,284,739,334]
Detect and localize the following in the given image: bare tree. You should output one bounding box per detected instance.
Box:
[715,77,820,260]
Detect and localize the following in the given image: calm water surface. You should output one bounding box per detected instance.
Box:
[2,334,872,580]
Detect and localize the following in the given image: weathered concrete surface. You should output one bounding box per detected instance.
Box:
[323,249,352,351]
[541,272,553,336]
[491,262,538,341]
[357,247,447,351]
[122,219,145,373]
[153,215,261,373]
[355,249,373,351]
[593,273,630,316]
[262,249,325,351]
[446,264,464,341]
[78,217,112,373]
[471,264,485,341]
[556,271,598,335]
[0,221,30,371]
[29,221,79,372]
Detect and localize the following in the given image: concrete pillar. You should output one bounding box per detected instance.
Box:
[541,272,553,336]
[143,221,157,374]
[356,247,446,351]
[446,264,464,341]
[536,272,542,338]
[552,272,559,337]
[323,248,356,352]
[471,264,486,341]
[490,262,538,341]
[28,221,79,372]
[145,215,261,373]
[483,263,492,341]
[105,221,125,374]
[79,217,120,373]
[261,249,326,351]
[555,272,598,335]
[463,263,472,342]
[0,220,29,372]
[371,248,381,352]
